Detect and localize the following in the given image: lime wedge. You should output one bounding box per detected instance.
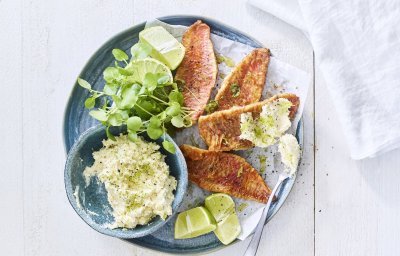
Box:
[139,26,185,70]
[205,194,241,245]
[174,206,216,239]
[125,58,173,84]
[205,193,235,223]
[214,213,241,245]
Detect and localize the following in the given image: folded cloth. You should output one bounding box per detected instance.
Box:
[249,0,400,159]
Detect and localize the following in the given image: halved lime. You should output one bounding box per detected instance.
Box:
[205,193,235,223]
[125,58,173,85]
[174,206,216,239]
[139,26,185,70]
[214,213,241,245]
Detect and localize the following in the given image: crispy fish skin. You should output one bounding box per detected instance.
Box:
[180,144,272,203]
[215,48,270,110]
[175,20,218,122]
[198,93,300,151]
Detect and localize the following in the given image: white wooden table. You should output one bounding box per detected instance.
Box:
[2,0,400,255]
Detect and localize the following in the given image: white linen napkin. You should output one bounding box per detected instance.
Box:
[250,0,400,159]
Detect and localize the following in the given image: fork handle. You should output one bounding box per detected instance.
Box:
[243,175,289,256]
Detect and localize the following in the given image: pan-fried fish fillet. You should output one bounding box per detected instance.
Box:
[180,144,272,203]
[175,20,218,122]
[215,48,270,110]
[198,93,300,151]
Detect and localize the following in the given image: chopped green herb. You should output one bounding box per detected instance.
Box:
[224,56,235,67]
[230,83,240,98]
[258,155,267,174]
[216,54,225,64]
[205,100,219,114]
[237,203,248,212]
[216,54,235,67]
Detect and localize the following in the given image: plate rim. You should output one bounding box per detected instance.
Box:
[62,14,304,255]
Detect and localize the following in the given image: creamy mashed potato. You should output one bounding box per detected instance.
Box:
[83,135,177,229]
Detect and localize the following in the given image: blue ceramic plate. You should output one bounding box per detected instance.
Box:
[63,15,303,254]
[64,125,188,239]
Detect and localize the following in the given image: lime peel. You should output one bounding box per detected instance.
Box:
[139,26,185,70]
[174,206,216,239]
[214,213,241,245]
[204,193,242,245]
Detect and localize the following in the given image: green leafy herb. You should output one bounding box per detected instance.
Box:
[103,83,118,95]
[143,73,159,92]
[112,49,129,62]
[84,96,96,109]
[166,102,181,116]
[117,67,133,76]
[108,113,123,126]
[230,83,240,98]
[78,43,193,153]
[89,110,108,122]
[205,100,219,114]
[171,116,184,128]
[103,67,120,83]
[149,116,162,128]
[158,75,171,85]
[169,91,184,105]
[77,78,91,90]
[127,116,142,131]
[106,126,116,141]
[120,85,139,109]
[147,126,163,140]
[162,140,176,154]
[128,132,138,142]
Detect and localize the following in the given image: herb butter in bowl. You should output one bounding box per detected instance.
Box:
[64,125,187,239]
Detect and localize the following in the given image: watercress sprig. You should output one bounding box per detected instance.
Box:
[77,42,192,154]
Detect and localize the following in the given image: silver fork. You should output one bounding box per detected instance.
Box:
[243,172,291,256]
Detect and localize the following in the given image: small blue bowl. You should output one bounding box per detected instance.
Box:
[64,125,188,239]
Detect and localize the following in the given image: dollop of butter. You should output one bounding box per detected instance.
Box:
[278,134,300,175]
[239,98,293,148]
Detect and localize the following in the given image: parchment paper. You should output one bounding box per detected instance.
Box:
[146,20,311,240]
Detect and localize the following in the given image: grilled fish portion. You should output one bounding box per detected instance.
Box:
[215,48,270,110]
[198,93,300,151]
[180,144,271,203]
[175,20,218,122]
